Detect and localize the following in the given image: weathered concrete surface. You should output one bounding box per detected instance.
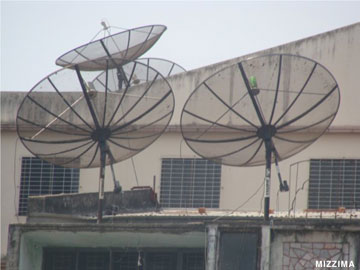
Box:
[6,220,360,270]
[270,228,360,270]
[1,92,27,129]
[27,188,158,219]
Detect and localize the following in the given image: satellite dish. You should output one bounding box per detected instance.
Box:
[91,58,186,92]
[55,25,167,71]
[136,57,186,77]
[17,61,174,168]
[17,60,175,222]
[180,54,340,220]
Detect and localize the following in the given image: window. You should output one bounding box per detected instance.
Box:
[146,252,177,270]
[182,252,205,270]
[308,159,360,209]
[219,232,259,270]
[43,249,204,270]
[18,157,79,215]
[160,158,221,208]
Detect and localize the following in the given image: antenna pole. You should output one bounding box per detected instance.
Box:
[264,139,272,221]
[97,141,107,224]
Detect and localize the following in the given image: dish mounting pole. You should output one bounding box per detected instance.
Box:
[75,64,108,224]
[98,141,107,223]
[264,139,272,221]
[239,62,273,221]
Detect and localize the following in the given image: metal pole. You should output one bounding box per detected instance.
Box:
[206,225,218,270]
[97,142,107,224]
[264,140,272,221]
[260,225,271,270]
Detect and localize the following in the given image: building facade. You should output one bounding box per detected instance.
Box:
[1,22,360,269]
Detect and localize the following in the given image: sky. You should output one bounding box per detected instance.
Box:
[1,1,360,92]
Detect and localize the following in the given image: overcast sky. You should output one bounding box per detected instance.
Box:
[1,1,359,92]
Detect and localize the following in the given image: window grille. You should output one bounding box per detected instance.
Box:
[78,252,109,270]
[160,158,221,208]
[219,232,259,270]
[43,250,76,270]
[18,157,79,215]
[112,252,138,270]
[182,253,205,270]
[43,249,204,270]
[308,159,360,209]
[146,252,177,270]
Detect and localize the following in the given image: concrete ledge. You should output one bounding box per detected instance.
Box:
[28,188,158,218]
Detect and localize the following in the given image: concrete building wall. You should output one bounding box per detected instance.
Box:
[5,221,360,270]
[2,23,360,256]
[270,228,360,270]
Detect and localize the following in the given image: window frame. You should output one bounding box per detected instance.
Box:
[42,247,205,270]
[159,157,221,209]
[18,156,80,216]
[308,158,360,210]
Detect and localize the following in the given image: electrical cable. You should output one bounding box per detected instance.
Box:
[289,179,309,216]
[131,156,140,186]
[212,181,264,222]
[13,137,20,222]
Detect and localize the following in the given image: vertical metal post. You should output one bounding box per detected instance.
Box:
[264,140,272,221]
[260,225,271,270]
[97,142,107,224]
[153,175,156,191]
[206,225,218,270]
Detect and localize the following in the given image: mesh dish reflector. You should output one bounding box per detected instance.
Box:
[17,61,174,168]
[181,54,340,167]
[55,25,167,71]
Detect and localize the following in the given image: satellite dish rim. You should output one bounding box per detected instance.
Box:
[136,57,187,73]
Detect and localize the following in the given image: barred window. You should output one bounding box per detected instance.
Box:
[160,158,221,208]
[182,252,205,270]
[147,252,177,270]
[43,249,204,270]
[19,157,79,215]
[219,232,259,270]
[308,159,360,209]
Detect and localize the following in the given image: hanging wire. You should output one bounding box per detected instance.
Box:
[289,179,309,217]
[287,159,310,215]
[131,156,140,186]
[13,137,20,222]
[212,181,264,222]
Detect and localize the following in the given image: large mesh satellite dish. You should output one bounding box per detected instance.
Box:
[55,25,167,70]
[181,54,340,220]
[17,59,175,222]
[17,61,174,168]
[17,22,178,222]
